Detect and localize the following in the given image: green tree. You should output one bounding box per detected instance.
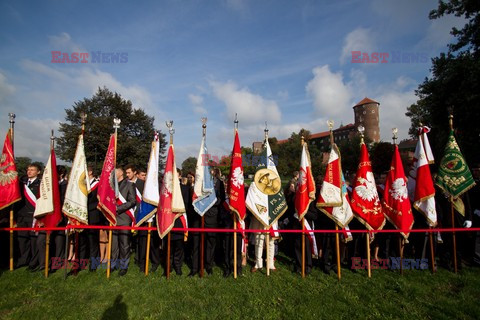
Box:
[56,87,167,173]
[406,0,480,166]
[370,142,394,175]
[181,156,197,176]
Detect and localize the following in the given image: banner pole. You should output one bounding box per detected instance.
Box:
[234,214,237,279]
[44,233,50,278]
[9,113,16,271]
[429,227,436,273]
[166,232,171,279]
[335,225,341,281]
[145,222,152,276]
[451,199,457,273]
[301,218,305,278]
[366,232,371,278]
[107,225,112,278]
[399,237,404,275]
[200,216,205,278]
[266,229,270,276]
[64,229,69,279]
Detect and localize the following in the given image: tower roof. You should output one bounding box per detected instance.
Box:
[354,97,379,107]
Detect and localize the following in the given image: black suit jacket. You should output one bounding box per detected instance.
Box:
[17,177,41,220]
[116,179,136,226]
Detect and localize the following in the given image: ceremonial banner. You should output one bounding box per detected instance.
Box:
[228,130,246,222]
[157,144,185,238]
[246,139,287,228]
[192,135,217,216]
[34,148,62,230]
[136,134,160,226]
[63,134,91,225]
[0,130,21,210]
[316,144,354,228]
[407,128,437,226]
[295,143,315,220]
[351,143,385,230]
[435,130,475,199]
[97,134,118,225]
[383,145,414,239]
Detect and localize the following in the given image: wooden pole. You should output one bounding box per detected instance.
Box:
[399,237,404,275]
[451,199,457,273]
[9,208,14,271]
[64,230,69,279]
[429,227,436,273]
[301,218,305,278]
[106,226,113,278]
[233,214,237,279]
[9,114,15,271]
[266,231,270,276]
[166,232,171,279]
[145,222,152,275]
[200,216,205,278]
[366,232,371,278]
[44,233,50,278]
[335,225,341,281]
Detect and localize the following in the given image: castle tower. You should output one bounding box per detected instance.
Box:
[353,97,380,142]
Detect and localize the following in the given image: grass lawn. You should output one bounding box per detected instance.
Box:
[1,256,479,320]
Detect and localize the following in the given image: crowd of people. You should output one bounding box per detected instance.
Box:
[3,162,480,277]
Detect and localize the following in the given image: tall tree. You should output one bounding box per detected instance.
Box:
[56,87,167,173]
[181,156,197,176]
[406,0,480,166]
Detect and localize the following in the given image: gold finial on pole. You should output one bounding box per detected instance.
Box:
[50,129,56,149]
[392,127,398,145]
[234,113,238,131]
[447,106,454,131]
[113,118,121,133]
[201,117,207,137]
[81,112,87,135]
[358,125,365,144]
[264,121,269,140]
[327,120,334,145]
[8,113,15,149]
[166,120,174,144]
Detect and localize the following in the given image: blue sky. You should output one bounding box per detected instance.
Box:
[0,0,465,165]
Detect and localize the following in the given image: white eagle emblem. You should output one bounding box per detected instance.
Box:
[354,172,378,203]
[161,171,173,197]
[231,167,244,188]
[389,178,408,201]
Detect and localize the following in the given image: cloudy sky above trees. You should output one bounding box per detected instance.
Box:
[0,0,465,165]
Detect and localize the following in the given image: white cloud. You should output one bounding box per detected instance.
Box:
[189,94,207,115]
[210,80,281,125]
[0,72,16,103]
[306,65,352,120]
[48,32,86,53]
[340,28,376,64]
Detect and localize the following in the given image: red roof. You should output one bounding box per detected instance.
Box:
[309,131,329,139]
[354,97,379,107]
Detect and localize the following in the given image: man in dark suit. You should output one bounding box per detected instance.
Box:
[112,166,136,276]
[15,164,41,270]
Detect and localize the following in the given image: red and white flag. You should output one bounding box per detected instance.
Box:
[228,129,246,222]
[33,148,62,231]
[97,134,118,225]
[316,144,354,229]
[383,145,414,240]
[350,143,385,230]
[295,143,316,220]
[407,127,437,226]
[0,130,21,210]
[157,144,185,239]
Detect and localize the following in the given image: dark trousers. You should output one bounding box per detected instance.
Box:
[169,238,184,272]
[52,230,66,261]
[112,230,131,269]
[204,213,217,271]
[223,232,243,273]
[16,216,35,268]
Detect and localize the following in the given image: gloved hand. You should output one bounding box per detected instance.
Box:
[474,209,480,217]
[463,220,472,228]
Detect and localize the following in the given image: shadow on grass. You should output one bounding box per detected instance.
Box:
[101,294,128,320]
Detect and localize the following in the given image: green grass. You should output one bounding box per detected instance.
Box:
[1,258,480,320]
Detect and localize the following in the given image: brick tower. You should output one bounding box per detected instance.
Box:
[353,97,380,142]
